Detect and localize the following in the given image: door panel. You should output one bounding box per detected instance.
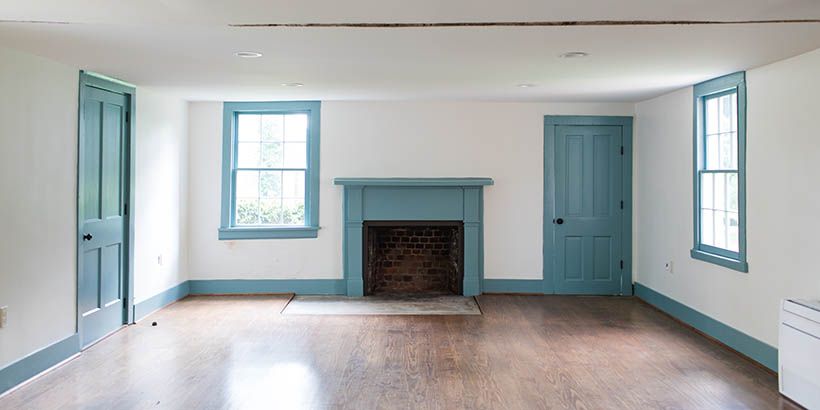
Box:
[79,85,128,348]
[554,125,622,294]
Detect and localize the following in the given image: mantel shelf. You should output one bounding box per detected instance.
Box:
[333,177,494,187]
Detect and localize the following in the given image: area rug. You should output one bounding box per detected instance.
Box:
[281,295,482,315]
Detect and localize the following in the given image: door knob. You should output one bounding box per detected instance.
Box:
[554,218,564,225]
[82,233,93,241]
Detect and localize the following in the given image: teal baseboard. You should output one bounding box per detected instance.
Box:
[634,282,777,372]
[133,281,191,322]
[189,279,347,295]
[0,333,79,396]
[187,279,549,296]
[483,279,544,294]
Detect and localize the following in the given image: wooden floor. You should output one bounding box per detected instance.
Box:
[0,295,798,410]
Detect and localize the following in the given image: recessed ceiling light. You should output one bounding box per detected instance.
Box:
[234,51,262,58]
[516,83,537,88]
[559,51,589,58]
[281,82,304,87]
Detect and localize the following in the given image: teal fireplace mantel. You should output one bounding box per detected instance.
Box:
[334,177,493,296]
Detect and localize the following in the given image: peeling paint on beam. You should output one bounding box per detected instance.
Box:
[230,19,820,28]
[0,20,71,25]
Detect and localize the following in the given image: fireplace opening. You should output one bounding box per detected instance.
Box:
[363,221,464,296]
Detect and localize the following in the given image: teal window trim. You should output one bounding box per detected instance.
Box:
[691,72,748,272]
[219,101,321,240]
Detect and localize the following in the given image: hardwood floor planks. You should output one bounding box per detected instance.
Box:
[0,295,797,410]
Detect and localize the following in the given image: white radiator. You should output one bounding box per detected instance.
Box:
[780,299,820,409]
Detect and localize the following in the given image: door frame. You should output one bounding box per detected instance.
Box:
[543,115,633,295]
[77,71,136,347]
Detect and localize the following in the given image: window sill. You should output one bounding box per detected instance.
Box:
[690,248,748,273]
[218,226,320,240]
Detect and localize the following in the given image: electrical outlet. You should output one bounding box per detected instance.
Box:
[0,306,7,328]
[157,254,163,266]
[664,260,674,273]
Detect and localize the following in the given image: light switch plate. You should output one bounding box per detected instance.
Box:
[0,306,7,328]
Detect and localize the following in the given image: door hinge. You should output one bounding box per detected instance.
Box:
[125,111,130,123]
[620,260,624,269]
[620,146,624,155]
[124,203,128,215]
[620,200,624,209]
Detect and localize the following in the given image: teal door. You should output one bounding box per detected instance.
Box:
[78,84,130,348]
[553,125,623,294]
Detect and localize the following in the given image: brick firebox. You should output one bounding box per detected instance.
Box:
[363,221,464,296]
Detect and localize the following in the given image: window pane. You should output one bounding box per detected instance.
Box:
[719,94,733,133]
[731,132,738,169]
[284,114,308,142]
[236,170,259,198]
[260,142,283,168]
[260,171,282,199]
[706,97,718,136]
[282,171,305,199]
[260,115,284,142]
[706,134,719,170]
[237,142,260,168]
[282,198,305,225]
[727,212,739,252]
[237,114,261,142]
[236,198,259,225]
[714,210,727,249]
[701,209,714,246]
[714,172,726,211]
[283,142,307,168]
[259,199,282,225]
[701,172,713,210]
[727,173,738,212]
[719,133,733,169]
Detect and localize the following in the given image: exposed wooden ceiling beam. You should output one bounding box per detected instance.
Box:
[230,19,820,28]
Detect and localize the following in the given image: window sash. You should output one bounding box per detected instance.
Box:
[231,111,309,227]
[697,170,739,255]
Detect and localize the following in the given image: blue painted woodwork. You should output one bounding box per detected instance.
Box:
[78,71,135,349]
[553,125,623,294]
[133,282,191,321]
[691,72,748,272]
[335,178,492,296]
[482,279,543,293]
[220,101,321,240]
[635,282,776,371]
[544,116,633,296]
[334,177,493,186]
[189,279,346,295]
[0,334,80,396]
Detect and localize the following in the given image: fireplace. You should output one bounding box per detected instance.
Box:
[363,221,463,296]
[334,177,493,296]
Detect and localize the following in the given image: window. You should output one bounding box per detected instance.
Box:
[220,101,320,239]
[691,73,747,271]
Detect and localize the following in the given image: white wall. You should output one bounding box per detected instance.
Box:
[188,101,634,281]
[635,47,820,347]
[0,45,78,368]
[0,46,191,369]
[133,89,189,303]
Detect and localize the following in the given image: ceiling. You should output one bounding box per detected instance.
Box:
[1,0,819,102]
